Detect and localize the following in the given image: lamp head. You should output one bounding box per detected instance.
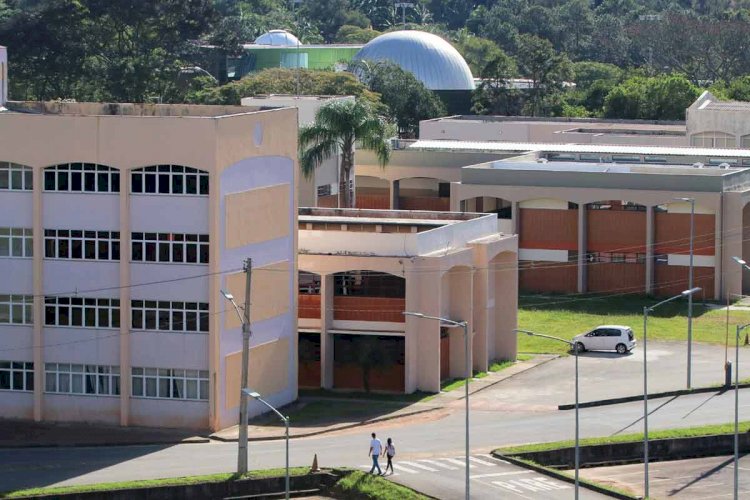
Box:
[681,287,702,296]
[220,290,234,301]
[403,312,424,318]
[242,388,261,399]
[733,256,748,266]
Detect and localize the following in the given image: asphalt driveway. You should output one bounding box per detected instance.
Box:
[469,341,750,411]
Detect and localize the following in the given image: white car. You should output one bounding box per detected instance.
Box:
[572,325,636,354]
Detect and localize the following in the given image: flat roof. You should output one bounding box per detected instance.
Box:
[425,115,685,128]
[241,43,362,49]
[2,101,268,118]
[484,161,743,176]
[299,207,480,224]
[409,139,750,159]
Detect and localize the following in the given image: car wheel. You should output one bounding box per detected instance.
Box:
[575,342,586,353]
[616,343,627,355]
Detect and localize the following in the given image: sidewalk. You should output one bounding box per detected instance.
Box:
[212,354,558,442]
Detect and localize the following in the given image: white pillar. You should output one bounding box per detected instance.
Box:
[577,204,586,293]
[320,274,335,389]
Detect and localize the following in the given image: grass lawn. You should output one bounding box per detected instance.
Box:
[1,468,311,498]
[495,420,750,455]
[251,400,404,427]
[333,470,429,500]
[440,355,535,392]
[518,294,750,354]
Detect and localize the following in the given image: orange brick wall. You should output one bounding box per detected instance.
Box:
[399,196,450,211]
[333,363,405,392]
[519,260,578,294]
[587,210,647,253]
[519,209,578,250]
[333,296,405,322]
[655,213,715,255]
[654,266,714,298]
[587,263,646,293]
[298,294,321,319]
[298,361,321,388]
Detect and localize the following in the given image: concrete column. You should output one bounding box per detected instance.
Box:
[646,205,654,295]
[511,201,520,234]
[119,168,131,426]
[320,274,335,389]
[471,265,488,373]
[577,204,587,293]
[446,267,473,379]
[411,259,442,393]
[32,166,43,421]
[390,179,400,210]
[494,251,519,361]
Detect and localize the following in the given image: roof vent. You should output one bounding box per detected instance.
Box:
[536,158,548,163]
[692,162,704,169]
[718,162,731,169]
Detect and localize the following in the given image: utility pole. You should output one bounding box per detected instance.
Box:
[238,258,252,474]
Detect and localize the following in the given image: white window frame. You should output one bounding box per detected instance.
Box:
[131,367,209,400]
[44,363,120,396]
[131,300,209,333]
[44,296,120,329]
[131,232,209,264]
[130,165,209,196]
[43,163,120,193]
[44,229,120,261]
[0,360,34,391]
[0,227,33,258]
[0,294,33,325]
[0,162,33,191]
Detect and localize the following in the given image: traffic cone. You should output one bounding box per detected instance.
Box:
[311,453,320,472]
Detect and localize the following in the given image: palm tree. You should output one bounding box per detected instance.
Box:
[299,99,392,208]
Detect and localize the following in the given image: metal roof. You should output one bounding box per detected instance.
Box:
[254,30,300,47]
[353,31,474,91]
[409,139,750,158]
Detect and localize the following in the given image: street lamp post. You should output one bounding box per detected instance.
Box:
[675,197,696,390]
[404,312,470,500]
[244,389,291,500]
[221,260,252,475]
[642,287,701,499]
[732,256,750,500]
[514,329,580,500]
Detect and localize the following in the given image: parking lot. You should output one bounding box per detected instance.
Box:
[579,454,750,499]
[468,341,750,412]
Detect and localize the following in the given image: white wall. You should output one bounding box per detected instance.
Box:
[130,331,208,369]
[131,195,209,233]
[43,193,119,230]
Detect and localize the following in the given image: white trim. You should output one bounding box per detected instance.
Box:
[519,248,569,262]
[667,254,715,267]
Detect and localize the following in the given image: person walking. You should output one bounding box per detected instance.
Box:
[382,437,396,475]
[368,432,383,475]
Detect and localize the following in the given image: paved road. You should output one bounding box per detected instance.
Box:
[1,388,749,497]
[579,455,750,499]
[361,454,609,499]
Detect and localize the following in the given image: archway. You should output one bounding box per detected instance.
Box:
[354,175,389,209]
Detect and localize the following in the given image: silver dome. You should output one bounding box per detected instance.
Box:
[353,30,474,91]
[254,29,300,47]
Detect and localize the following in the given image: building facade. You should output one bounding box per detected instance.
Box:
[296,208,518,394]
[0,101,298,431]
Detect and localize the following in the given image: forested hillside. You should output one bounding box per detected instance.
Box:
[3,0,750,120]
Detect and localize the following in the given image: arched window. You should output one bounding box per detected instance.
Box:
[0,162,32,191]
[131,165,209,196]
[44,163,119,193]
[690,131,736,148]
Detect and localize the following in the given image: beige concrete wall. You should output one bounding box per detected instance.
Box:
[224,338,290,409]
[225,184,291,248]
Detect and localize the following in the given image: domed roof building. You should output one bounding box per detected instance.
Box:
[352,30,474,91]
[254,29,300,47]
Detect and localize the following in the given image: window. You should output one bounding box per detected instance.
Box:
[131,232,209,264]
[0,295,33,325]
[131,300,209,333]
[131,367,209,400]
[588,252,646,264]
[131,165,209,196]
[0,227,32,258]
[0,162,32,191]
[44,297,120,329]
[0,361,33,391]
[43,164,119,193]
[44,229,119,261]
[44,363,120,396]
[690,132,736,148]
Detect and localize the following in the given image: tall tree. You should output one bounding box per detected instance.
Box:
[299,100,392,208]
[516,34,573,116]
[354,60,445,137]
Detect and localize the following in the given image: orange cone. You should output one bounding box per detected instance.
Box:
[311,453,320,472]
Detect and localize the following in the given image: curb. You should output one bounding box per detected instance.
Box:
[558,383,750,410]
[491,452,639,500]
[0,437,211,449]
[211,406,442,443]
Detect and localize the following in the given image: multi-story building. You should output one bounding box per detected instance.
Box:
[297,208,518,393]
[0,100,298,430]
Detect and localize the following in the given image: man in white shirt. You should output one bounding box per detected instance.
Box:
[368,432,383,475]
